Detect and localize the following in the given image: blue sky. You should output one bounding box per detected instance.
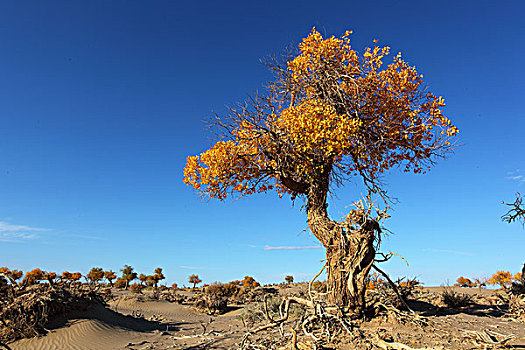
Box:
[0,0,524,287]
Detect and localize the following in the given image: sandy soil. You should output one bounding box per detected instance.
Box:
[7,286,525,349]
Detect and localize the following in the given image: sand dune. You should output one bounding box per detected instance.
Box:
[9,294,244,350]
[10,318,143,350]
[9,287,524,349]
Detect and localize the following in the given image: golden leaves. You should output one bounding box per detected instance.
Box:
[183,27,459,200]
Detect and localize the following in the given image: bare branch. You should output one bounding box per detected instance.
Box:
[502,193,525,226]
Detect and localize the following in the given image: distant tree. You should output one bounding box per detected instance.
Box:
[104,270,117,287]
[71,272,82,283]
[455,276,475,288]
[121,265,137,289]
[138,273,148,286]
[61,271,81,284]
[398,278,420,288]
[45,272,57,286]
[474,277,488,293]
[151,267,165,288]
[0,267,23,285]
[242,275,260,289]
[285,275,294,284]
[488,271,512,290]
[189,274,202,289]
[144,275,155,287]
[11,269,23,282]
[183,28,458,313]
[87,267,105,285]
[61,271,72,283]
[114,278,127,289]
[365,272,384,290]
[23,268,45,285]
[171,282,178,289]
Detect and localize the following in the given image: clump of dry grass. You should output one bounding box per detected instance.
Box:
[441,287,472,308]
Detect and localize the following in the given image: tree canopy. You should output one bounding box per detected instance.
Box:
[184,28,458,203]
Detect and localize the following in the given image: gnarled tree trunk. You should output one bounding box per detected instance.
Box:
[307,179,378,314]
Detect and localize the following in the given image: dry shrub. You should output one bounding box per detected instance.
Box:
[206,281,241,299]
[194,293,227,315]
[510,280,525,296]
[441,287,472,308]
[193,280,244,314]
[158,291,185,303]
[365,276,420,313]
[312,281,327,293]
[509,294,525,320]
[0,282,104,343]
[239,296,305,327]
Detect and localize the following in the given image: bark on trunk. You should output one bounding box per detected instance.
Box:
[306,179,378,314]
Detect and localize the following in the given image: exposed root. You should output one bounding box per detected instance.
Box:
[373,335,443,350]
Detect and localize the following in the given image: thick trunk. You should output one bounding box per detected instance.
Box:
[306,179,377,314]
[325,227,376,312]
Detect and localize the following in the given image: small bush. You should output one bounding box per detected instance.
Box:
[311,281,327,293]
[239,296,305,327]
[194,294,228,315]
[441,287,472,308]
[129,283,144,294]
[206,281,241,299]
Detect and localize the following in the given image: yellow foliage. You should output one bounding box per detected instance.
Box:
[488,271,512,288]
[183,28,458,202]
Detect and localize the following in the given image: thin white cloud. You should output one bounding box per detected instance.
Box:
[0,222,48,233]
[0,232,39,242]
[0,221,48,242]
[62,233,105,241]
[506,170,525,183]
[264,245,322,251]
[179,265,222,270]
[422,248,473,256]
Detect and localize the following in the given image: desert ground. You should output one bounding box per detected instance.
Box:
[4,283,525,350]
